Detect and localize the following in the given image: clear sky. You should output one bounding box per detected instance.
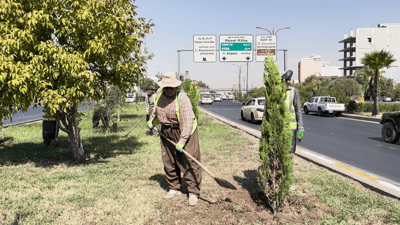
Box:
[135,0,400,89]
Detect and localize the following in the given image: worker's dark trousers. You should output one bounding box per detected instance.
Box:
[43,120,56,146]
[92,107,109,128]
[289,130,297,154]
[160,127,202,197]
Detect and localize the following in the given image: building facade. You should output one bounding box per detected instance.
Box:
[339,23,400,77]
[298,54,341,83]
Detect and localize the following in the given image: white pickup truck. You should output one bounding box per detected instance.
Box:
[303,96,345,117]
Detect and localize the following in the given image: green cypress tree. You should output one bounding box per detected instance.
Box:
[186,82,201,120]
[182,78,192,93]
[257,55,294,214]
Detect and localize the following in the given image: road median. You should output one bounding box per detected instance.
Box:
[0,104,399,224]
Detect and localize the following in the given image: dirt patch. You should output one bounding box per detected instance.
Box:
[145,168,332,225]
[145,115,333,224]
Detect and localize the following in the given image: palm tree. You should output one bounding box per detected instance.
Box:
[361,50,396,116]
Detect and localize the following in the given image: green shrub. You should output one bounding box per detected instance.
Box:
[347,101,358,113]
[352,102,400,113]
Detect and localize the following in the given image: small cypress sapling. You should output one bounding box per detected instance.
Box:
[257,55,294,214]
[187,82,201,120]
[182,78,192,93]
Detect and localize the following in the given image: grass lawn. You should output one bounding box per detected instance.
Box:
[1,103,399,224]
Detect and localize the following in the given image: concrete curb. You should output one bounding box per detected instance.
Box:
[2,118,43,128]
[199,107,400,201]
[342,113,382,122]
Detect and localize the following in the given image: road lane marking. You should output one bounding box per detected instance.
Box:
[334,163,380,181]
[329,133,335,135]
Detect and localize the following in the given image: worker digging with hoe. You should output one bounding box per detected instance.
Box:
[147,72,202,206]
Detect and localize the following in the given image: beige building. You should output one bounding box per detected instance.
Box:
[339,23,400,76]
[298,54,341,83]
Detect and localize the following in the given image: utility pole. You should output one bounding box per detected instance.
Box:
[232,64,247,94]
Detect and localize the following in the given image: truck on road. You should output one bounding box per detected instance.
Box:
[303,96,345,117]
[380,112,400,143]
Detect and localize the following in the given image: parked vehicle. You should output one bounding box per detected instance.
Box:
[201,95,213,105]
[228,94,234,100]
[303,96,345,117]
[126,93,136,103]
[240,97,265,123]
[383,96,392,102]
[380,112,400,143]
[214,94,222,102]
[222,95,228,100]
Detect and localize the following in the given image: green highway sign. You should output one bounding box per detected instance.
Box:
[219,35,253,62]
[221,43,252,51]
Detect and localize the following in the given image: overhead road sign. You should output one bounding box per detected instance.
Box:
[193,35,217,63]
[256,34,277,62]
[219,35,253,62]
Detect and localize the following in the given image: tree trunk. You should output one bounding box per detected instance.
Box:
[118,107,120,122]
[57,103,84,161]
[372,69,380,116]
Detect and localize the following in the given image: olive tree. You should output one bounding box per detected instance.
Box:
[0,0,154,160]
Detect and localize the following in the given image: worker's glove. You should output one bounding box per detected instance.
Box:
[147,121,153,130]
[297,131,304,142]
[176,143,184,152]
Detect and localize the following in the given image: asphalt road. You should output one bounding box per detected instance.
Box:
[2,104,91,127]
[200,100,400,184]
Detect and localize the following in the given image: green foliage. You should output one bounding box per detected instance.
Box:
[248,86,266,98]
[182,78,192,93]
[93,85,124,126]
[186,82,201,120]
[135,92,140,103]
[0,0,154,159]
[296,76,360,106]
[351,102,400,113]
[361,50,397,116]
[329,77,361,98]
[139,78,159,91]
[196,81,209,89]
[354,66,374,94]
[257,56,293,211]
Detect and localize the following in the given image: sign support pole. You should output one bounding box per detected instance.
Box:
[177,50,193,79]
[246,61,249,97]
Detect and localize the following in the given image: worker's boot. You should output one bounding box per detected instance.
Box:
[163,190,181,199]
[188,193,198,206]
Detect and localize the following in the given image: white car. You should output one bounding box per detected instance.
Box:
[241,97,265,123]
[303,96,345,117]
[383,96,392,102]
[228,94,234,100]
[201,95,213,105]
[126,93,136,103]
[222,95,228,100]
[214,94,222,102]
